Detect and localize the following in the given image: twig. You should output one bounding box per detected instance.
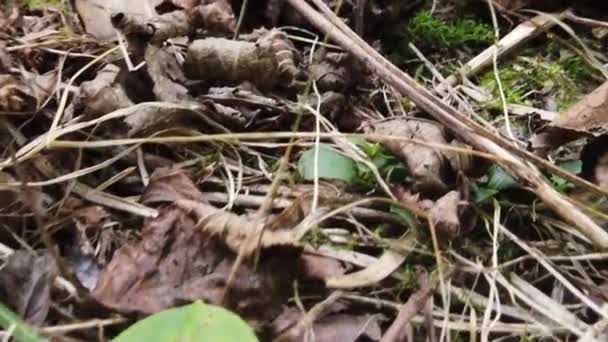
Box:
[273,291,344,342]
[381,267,433,342]
[40,317,127,335]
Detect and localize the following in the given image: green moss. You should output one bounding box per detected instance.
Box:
[394,264,418,291]
[408,10,494,48]
[23,0,62,9]
[479,54,587,112]
[497,241,524,264]
[302,227,329,248]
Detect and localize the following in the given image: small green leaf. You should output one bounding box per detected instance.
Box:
[550,160,582,193]
[473,186,499,205]
[559,160,582,174]
[113,302,258,342]
[487,166,518,191]
[298,145,356,183]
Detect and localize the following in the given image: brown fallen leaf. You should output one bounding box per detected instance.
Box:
[553,80,608,137]
[308,52,352,92]
[300,254,346,281]
[141,167,208,205]
[0,250,57,325]
[0,75,31,112]
[184,29,297,88]
[93,167,299,326]
[74,0,163,40]
[78,64,134,117]
[532,80,608,151]
[176,199,297,256]
[272,306,383,342]
[145,45,191,102]
[371,118,450,195]
[92,203,297,323]
[429,190,477,240]
[123,103,201,137]
[192,0,237,35]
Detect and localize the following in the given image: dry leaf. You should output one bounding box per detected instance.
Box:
[309,52,352,92]
[93,167,299,325]
[191,0,237,35]
[141,167,208,205]
[184,37,279,88]
[272,306,383,342]
[371,118,450,194]
[300,254,346,281]
[553,80,608,136]
[429,190,477,239]
[176,199,297,257]
[532,80,608,151]
[74,0,163,40]
[0,250,57,325]
[0,75,31,112]
[123,104,201,137]
[145,45,191,102]
[93,206,295,322]
[79,64,134,117]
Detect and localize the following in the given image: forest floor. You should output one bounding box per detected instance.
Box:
[1,0,608,341]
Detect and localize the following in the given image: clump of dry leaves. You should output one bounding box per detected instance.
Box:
[1,0,608,341]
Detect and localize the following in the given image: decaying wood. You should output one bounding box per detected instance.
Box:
[288,0,608,249]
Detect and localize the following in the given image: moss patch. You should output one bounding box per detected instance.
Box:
[408,10,494,48]
[479,46,598,112]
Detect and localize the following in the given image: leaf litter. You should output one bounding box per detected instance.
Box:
[1,0,608,340]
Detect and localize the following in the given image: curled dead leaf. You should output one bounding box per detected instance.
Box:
[0,250,57,326]
[309,52,352,92]
[429,190,477,239]
[184,29,297,88]
[145,45,191,102]
[554,80,608,137]
[79,64,134,117]
[371,118,450,194]
[75,0,163,40]
[532,80,608,151]
[191,0,237,35]
[0,75,32,112]
[176,199,297,257]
